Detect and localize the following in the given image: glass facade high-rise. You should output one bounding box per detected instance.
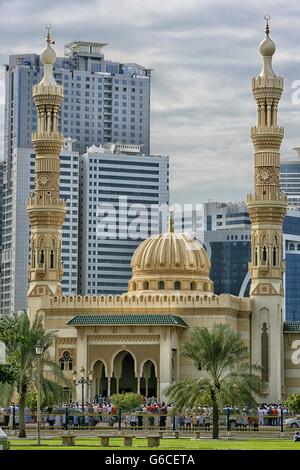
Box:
[280,148,300,209]
[79,143,169,295]
[204,228,251,297]
[284,213,300,321]
[0,139,79,315]
[0,162,3,248]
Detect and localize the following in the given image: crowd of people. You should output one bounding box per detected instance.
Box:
[0,399,292,431]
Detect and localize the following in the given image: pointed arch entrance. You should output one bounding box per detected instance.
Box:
[111,351,137,394]
[92,360,108,399]
[140,360,157,398]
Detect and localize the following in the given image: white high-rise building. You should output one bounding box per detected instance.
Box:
[79,143,169,295]
[0,138,79,315]
[280,148,300,209]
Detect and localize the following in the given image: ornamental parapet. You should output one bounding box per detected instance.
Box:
[32,132,64,154]
[252,75,283,90]
[32,83,64,98]
[247,192,287,204]
[28,194,66,208]
[251,127,284,150]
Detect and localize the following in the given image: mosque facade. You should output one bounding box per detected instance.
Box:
[27,23,300,403]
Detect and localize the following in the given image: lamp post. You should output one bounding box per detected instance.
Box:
[72,367,93,413]
[35,343,44,446]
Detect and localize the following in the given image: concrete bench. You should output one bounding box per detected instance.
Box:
[60,434,76,446]
[123,435,134,446]
[99,435,111,447]
[0,428,9,450]
[147,435,160,447]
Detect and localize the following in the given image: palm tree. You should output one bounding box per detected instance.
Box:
[0,313,67,438]
[166,324,264,439]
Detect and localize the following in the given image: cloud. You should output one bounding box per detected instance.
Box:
[1,0,300,204]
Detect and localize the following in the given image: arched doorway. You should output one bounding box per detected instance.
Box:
[111,351,137,394]
[140,360,157,398]
[92,360,108,400]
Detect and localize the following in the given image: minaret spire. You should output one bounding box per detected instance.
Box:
[27,27,66,297]
[247,18,287,403]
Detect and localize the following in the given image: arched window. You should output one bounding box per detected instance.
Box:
[190,281,196,290]
[261,323,269,382]
[262,246,267,264]
[32,252,36,268]
[254,248,258,266]
[40,250,45,264]
[158,280,165,290]
[290,243,295,251]
[298,244,300,251]
[59,351,73,371]
[50,250,55,268]
[203,282,208,292]
[273,247,277,266]
[131,281,136,291]
[143,281,149,290]
[174,280,181,290]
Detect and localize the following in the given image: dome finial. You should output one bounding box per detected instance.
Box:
[259,15,276,77]
[39,24,58,86]
[264,14,270,36]
[169,214,174,233]
[46,23,52,45]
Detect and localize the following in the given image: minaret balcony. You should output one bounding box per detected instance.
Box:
[32,132,64,154]
[252,75,283,91]
[251,127,284,150]
[32,83,64,100]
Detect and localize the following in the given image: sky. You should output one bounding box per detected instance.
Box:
[1,0,300,205]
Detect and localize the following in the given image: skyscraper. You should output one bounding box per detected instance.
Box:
[4,41,150,158]
[280,148,300,209]
[79,143,169,295]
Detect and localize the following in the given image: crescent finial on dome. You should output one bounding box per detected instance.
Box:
[39,24,58,86]
[169,214,174,233]
[259,15,277,77]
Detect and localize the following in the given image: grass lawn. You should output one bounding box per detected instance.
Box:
[9,438,300,450]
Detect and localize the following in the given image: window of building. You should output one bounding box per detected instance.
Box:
[261,323,269,382]
[158,280,165,290]
[59,351,73,371]
[174,280,181,290]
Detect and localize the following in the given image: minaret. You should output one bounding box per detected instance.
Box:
[247,17,287,402]
[27,27,66,297]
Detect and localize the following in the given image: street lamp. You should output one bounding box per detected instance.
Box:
[35,343,44,446]
[72,367,93,413]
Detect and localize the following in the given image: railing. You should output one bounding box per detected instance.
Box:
[0,411,297,435]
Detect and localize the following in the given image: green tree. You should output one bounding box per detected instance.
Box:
[111,392,142,412]
[0,313,67,438]
[285,393,300,414]
[0,364,15,384]
[111,392,143,430]
[166,324,264,439]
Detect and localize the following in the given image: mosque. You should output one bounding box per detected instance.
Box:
[27,21,300,403]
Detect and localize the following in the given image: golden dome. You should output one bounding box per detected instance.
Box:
[129,231,213,293]
[131,232,210,273]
